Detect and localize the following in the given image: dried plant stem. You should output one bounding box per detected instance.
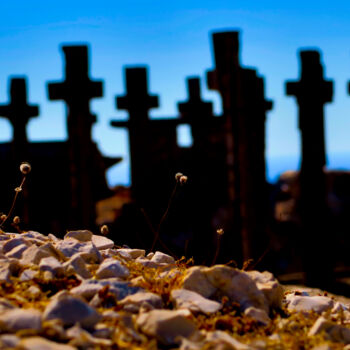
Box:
[211,234,222,266]
[0,176,26,229]
[150,182,179,253]
[140,207,178,259]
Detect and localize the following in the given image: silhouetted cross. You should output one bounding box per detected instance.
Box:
[286,50,333,169]
[0,78,39,143]
[178,77,213,123]
[47,45,103,138]
[114,67,159,125]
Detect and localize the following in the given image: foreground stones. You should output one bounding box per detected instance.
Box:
[0,230,348,349]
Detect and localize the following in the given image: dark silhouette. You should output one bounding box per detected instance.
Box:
[0,45,121,234]
[207,31,272,263]
[286,50,333,287]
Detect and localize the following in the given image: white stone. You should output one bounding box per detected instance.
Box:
[70,279,141,301]
[21,243,62,265]
[244,306,270,325]
[92,235,114,250]
[64,230,93,242]
[6,243,29,258]
[27,285,41,298]
[151,251,175,264]
[0,334,20,348]
[66,324,113,347]
[171,289,222,314]
[309,316,350,344]
[96,258,129,279]
[21,231,48,242]
[39,256,64,277]
[63,253,91,279]
[2,237,30,254]
[136,257,163,268]
[247,270,283,309]
[287,295,334,314]
[206,331,251,349]
[20,268,38,281]
[182,265,268,313]
[43,292,101,328]
[119,291,163,312]
[116,248,145,259]
[146,252,155,259]
[136,309,196,345]
[55,239,101,263]
[0,298,16,312]
[0,260,20,282]
[0,308,42,332]
[19,337,76,350]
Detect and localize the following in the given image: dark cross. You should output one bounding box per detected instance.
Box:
[286,50,333,288]
[286,50,332,172]
[178,77,213,122]
[0,77,39,144]
[47,45,103,141]
[178,77,215,149]
[206,31,272,262]
[115,67,159,124]
[207,31,240,205]
[47,45,104,229]
[111,67,161,200]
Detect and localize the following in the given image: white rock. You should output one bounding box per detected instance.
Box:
[39,256,64,276]
[0,260,20,282]
[146,252,155,259]
[136,257,163,268]
[119,291,163,312]
[20,268,38,281]
[171,289,222,314]
[92,235,114,250]
[205,331,251,350]
[182,265,268,313]
[48,233,60,243]
[0,308,42,332]
[0,334,20,348]
[70,279,141,301]
[0,298,16,312]
[116,248,145,259]
[66,323,113,347]
[21,243,62,265]
[27,285,41,298]
[63,253,91,279]
[287,295,334,314]
[19,337,76,350]
[2,237,30,254]
[96,258,129,279]
[181,266,216,299]
[21,231,48,242]
[247,270,283,309]
[309,316,350,344]
[136,309,196,345]
[6,243,29,258]
[64,230,93,242]
[151,251,175,264]
[43,292,101,328]
[244,306,270,325]
[55,240,101,263]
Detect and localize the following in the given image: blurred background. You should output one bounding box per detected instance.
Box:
[1,0,350,291]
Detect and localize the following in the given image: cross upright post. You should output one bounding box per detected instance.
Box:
[111,67,160,200]
[0,77,39,150]
[286,50,333,287]
[206,31,272,263]
[177,77,215,149]
[47,45,104,229]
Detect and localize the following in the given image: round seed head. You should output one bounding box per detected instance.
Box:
[216,228,224,236]
[20,162,31,175]
[175,172,183,182]
[100,224,109,235]
[179,175,188,185]
[13,216,20,225]
[0,215,7,222]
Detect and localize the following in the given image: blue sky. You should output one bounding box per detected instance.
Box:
[1,1,350,185]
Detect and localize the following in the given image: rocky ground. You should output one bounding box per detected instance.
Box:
[0,230,348,349]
